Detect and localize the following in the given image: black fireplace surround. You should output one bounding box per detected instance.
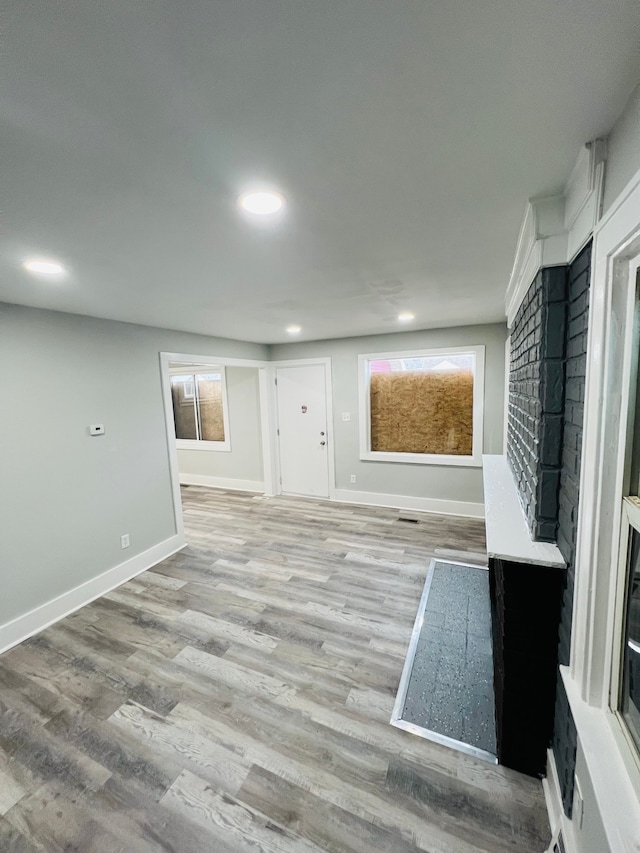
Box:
[497,243,591,808]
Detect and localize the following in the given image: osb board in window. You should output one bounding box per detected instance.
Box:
[370,371,473,455]
[171,385,197,440]
[198,379,225,442]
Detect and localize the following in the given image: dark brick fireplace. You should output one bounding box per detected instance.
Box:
[492,241,591,794]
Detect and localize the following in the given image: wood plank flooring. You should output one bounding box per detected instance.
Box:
[0,487,551,852]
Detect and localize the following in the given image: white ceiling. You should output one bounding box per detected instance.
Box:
[2,1,640,344]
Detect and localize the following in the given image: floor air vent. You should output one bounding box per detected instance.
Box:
[398,517,419,524]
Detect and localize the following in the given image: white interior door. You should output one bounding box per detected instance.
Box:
[276,364,330,497]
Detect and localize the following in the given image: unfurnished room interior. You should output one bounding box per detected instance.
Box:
[2,2,640,851]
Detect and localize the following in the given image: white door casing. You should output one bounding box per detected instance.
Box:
[276,364,330,498]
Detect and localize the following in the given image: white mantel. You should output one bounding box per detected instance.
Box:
[482,454,565,568]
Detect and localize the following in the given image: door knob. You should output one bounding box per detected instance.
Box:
[320,431,325,436]
[320,440,326,446]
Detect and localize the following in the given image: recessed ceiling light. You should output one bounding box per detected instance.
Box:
[23,258,67,277]
[398,312,415,322]
[286,325,301,335]
[239,191,285,215]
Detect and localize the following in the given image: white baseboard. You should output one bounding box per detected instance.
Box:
[543,747,578,853]
[333,488,484,519]
[0,534,185,656]
[179,473,265,493]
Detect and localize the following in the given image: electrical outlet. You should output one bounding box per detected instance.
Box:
[121,534,130,549]
[350,474,356,484]
[342,412,351,422]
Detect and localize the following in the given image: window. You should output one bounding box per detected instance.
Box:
[613,272,640,765]
[620,506,640,755]
[169,366,230,451]
[358,346,484,466]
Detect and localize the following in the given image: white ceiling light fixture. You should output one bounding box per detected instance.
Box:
[398,312,415,322]
[23,258,67,278]
[238,190,285,215]
[286,324,301,335]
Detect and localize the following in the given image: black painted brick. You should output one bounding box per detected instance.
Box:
[507,266,568,541]
[506,243,591,810]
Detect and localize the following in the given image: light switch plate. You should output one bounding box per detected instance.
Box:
[89,424,105,436]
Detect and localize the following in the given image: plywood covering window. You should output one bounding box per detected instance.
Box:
[170,367,230,452]
[358,346,484,467]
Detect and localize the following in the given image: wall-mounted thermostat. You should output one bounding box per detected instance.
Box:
[89,424,105,436]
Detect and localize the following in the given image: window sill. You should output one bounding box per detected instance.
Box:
[560,666,640,853]
[176,440,231,453]
[359,450,481,467]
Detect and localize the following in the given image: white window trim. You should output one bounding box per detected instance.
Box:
[170,365,231,452]
[357,345,485,467]
[611,498,640,781]
[563,165,640,851]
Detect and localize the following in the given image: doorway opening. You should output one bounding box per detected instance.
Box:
[160,352,274,541]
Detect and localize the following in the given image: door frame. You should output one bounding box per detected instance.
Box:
[268,357,336,500]
[160,351,275,541]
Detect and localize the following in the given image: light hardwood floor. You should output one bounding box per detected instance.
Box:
[0,487,551,852]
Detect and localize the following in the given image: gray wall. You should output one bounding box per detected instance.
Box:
[177,367,264,484]
[0,303,267,626]
[602,82,640,215]
[271,323,507,505]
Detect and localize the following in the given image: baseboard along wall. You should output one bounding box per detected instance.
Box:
[179,473,266,493]
[333,488,485,519]
[0,534,185,656]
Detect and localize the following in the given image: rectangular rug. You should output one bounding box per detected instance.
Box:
[390,558,497,762]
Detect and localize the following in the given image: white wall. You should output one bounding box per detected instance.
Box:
[602,82,640,215]
[177,366,264,488]
[0,303,267,630]
[270,323,507,507]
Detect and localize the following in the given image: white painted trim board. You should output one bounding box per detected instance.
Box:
[0,534,185,656]
[542,747,578,853]
[179,474,265,492]
[333,488,484,519]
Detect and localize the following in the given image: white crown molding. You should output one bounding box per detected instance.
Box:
[505,195,567,326]
[506,141,607,327]
[0,534,185,655]
[565,139,607,261]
